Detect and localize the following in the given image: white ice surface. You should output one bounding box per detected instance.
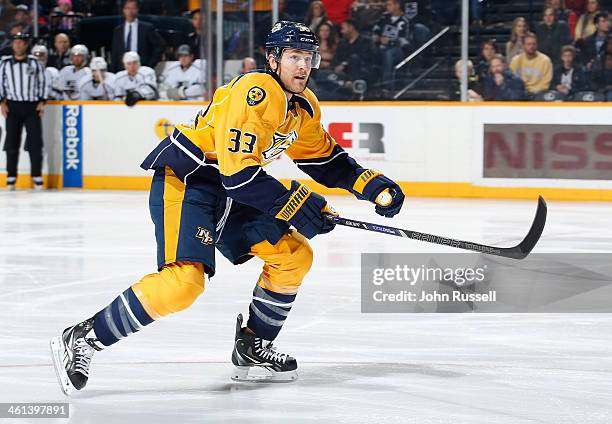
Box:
[0,191,611,424]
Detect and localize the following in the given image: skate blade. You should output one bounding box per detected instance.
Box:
[50,336,73,396]
[231,366,298,383]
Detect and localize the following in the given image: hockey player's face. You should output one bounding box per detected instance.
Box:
[71,54,85,68]
[125,61,139,75]
[277,49,313,93]
[178,54,194,68]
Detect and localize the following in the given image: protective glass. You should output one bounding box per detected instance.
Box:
[282,51,321,69]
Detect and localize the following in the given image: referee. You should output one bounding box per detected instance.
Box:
[0,32,48,191]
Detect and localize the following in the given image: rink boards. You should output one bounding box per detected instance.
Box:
[1,100,612,200]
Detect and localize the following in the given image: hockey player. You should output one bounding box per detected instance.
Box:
[31,45,62,100]
[50,21,404,394]
[78,57,116,100]
[113,51,158,106]
[58,44,91,100]
[162,44,205,101]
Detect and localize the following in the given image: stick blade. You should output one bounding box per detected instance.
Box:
[507,196,547,259]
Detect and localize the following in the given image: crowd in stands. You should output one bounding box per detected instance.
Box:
[460,0,612,101]
[1,0,612,101]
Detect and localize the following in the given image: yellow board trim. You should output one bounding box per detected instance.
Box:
[4,173,612,201]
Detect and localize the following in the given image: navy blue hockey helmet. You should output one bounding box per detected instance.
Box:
[265,21,321,69]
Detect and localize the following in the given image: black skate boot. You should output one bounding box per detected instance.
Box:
[50,318,103,395]
[231,314,298,382]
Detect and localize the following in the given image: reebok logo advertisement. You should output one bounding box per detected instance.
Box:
[62,105,83,188]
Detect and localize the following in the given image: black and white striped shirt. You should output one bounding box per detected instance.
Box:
[0,54,48,102]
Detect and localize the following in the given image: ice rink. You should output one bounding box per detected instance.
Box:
[0,190,611,424]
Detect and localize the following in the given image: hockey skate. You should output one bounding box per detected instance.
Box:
[50,318,102,395]
[231,314,298,382]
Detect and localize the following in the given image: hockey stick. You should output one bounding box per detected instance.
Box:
[325,196,547,259]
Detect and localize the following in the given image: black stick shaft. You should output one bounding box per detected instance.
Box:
[327,216,504,256]
[325,195,547,260]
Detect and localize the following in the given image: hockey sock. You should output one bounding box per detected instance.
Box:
[92,287,155,347]
[246,285,295,341]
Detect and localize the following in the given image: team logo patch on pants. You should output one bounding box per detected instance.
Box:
[196,227,214,245]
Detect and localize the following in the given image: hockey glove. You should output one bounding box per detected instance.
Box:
[269,181,337,239]
[125,90,143,107]
[353,169,405,218]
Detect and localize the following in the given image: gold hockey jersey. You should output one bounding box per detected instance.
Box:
[141,70,369,212]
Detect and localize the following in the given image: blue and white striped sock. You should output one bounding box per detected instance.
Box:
[246,285,296,341]
[92,287,154,347]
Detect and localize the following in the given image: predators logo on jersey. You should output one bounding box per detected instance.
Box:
[246,86,266,106]
[195,227,214,245]
[262,130,298,161]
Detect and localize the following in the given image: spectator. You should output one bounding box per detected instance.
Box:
[240,56,257,74]
[536,7,571,65]
[162,44,205,101]
[31,44,62,100]
[510,32,554,96]
[506,17,528,61]
[317,22,337,70]
[13,4,30,30]
[52,0,77,32]
[110,0,166,72]
[114,51,158,105]
[322,0,354,26]
[579,11,609,67]
[350,0,385,31]
[48,33,71,69]
[475,38,499,80]
[373,0,410,86]
[591,34,612,99]
[553,45,589,97]
[0,1,16,32]
[305,1,329,32]
[78,57,116,100]
[58,44,91,100]
[0,22,25,56]
[574,0,600,40]
[452,59,483,101]
[482,54,525,101]
[333,19,374,82]
[546,0,571,22]
[187,8,202,58]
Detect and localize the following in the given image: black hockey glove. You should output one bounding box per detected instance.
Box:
[269,180,337,239]
[354,169,405,218]
[125,90,143,107]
